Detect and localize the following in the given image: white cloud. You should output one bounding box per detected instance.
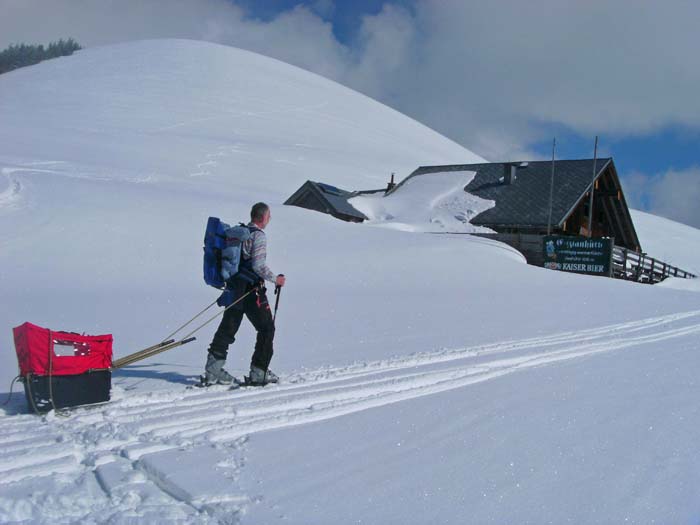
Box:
[623,167,700,228]
[357,0,700,159]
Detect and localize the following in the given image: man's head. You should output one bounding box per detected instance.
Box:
[250,202,271,229]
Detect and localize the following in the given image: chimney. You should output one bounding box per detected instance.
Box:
[386,172,396,193]
[503,163,528,184]
[503,164,517,185]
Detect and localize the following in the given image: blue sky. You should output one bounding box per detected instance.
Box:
[532,126,700,177]
[233,0,413,44]
[1,0,698,226]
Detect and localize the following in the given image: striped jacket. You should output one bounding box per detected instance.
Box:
[242,223,276,283]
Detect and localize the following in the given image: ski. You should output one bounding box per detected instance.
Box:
[186,374,279,390]
[187,375,242,390]
[241,375,266,387]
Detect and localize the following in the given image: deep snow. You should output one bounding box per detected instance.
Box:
[1,40,699,524]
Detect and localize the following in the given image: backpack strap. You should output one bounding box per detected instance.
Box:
[232,223,263,285]
[241,222,262,234]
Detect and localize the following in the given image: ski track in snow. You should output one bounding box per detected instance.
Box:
[0,161,158,199]
[0,168,25,211]
[2,309,700,522]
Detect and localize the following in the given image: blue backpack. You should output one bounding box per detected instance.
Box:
[203,217,253,289]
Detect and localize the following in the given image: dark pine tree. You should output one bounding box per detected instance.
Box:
[0,38,82,75]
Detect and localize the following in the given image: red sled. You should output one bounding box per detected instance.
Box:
[12,322,113,413]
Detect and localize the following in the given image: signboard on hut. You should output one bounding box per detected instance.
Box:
[543,236,614,277]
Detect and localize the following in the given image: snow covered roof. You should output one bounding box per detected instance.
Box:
[398,159,608,226]
[399,158,641,249]
[348,169,495,234]
[284,180,376,222]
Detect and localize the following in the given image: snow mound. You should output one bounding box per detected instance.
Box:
[349,170,494,233]
[0,39,483,199]
[631,209,700,275]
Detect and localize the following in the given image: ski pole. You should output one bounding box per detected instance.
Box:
[273,278,283,323]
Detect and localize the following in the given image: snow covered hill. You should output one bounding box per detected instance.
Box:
[1,40,700,523]
[631,209,700,274]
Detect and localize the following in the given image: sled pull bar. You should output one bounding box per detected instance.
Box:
[111,339,175,369]
[114,337,197,369]
[111,337,195,369]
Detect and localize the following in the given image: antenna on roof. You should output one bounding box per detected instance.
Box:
[587,136,599,238]
[547,138,556,235]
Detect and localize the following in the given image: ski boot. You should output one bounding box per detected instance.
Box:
[199,354,237,386]
[245,366,279,386]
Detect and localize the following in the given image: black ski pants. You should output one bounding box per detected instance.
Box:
[208,285,275,371]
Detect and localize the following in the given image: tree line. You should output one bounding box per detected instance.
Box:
[0,38,82,75]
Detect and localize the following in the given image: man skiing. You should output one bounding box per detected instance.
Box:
[203,202,286,386]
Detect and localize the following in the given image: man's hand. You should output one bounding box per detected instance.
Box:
[275,274,286,287]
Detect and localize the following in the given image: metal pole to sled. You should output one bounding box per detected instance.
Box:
[111,339,176,369]
[111,337,197,369]
[110,287,259,370]
[177,286,258,341]
[160,298,219,344]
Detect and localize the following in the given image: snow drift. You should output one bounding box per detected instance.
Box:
[349,169,495,233]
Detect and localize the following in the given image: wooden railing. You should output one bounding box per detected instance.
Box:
[612,246,696,283]
[458,233,696,284]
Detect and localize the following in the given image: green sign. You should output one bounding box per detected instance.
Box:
[543,236,613,276]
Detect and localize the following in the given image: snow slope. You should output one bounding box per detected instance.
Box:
[631,209,700,292]
[1,40,700,523]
